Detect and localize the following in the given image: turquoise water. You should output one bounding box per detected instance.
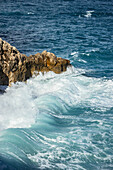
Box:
[0,0,113,169]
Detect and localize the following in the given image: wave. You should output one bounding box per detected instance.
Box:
[0,66,113,131]
[0,66,113,169]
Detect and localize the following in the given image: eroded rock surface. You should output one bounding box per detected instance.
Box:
[0,38,71,86]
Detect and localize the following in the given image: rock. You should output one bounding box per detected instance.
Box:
[0,38,71,86]
[52,57,70,74]
[0,66,9,85]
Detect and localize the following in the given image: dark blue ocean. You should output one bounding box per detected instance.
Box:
[0,0,113,169]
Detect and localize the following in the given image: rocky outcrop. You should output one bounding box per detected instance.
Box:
[0,38,71,86]
[0,38,28,86]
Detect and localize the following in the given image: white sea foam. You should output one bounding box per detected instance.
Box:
[71,51,78,56]
[84,11,94,18]
[0,66,113,131]
[71,49,100,63]
[27,126,112,170]
[78,58,87,63]
[86,48,100,53]
[27,12,34,15]
[71,51,88,63]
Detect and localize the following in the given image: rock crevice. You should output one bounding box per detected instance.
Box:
[0,38,71,86]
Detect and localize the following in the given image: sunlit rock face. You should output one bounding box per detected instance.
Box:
[0,38,71,86]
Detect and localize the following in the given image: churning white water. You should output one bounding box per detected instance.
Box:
[0,66,113,131]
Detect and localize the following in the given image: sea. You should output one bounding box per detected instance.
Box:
[0,0,113,169]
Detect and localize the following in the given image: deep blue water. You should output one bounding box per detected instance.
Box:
[0,0,113,169]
